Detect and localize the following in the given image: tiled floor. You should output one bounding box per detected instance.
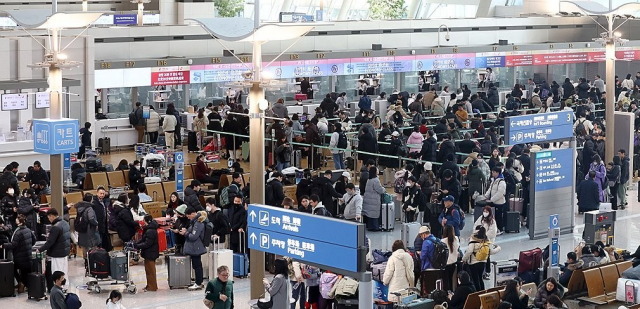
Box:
[3,150,639,308]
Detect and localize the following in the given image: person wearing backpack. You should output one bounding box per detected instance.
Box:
[438,195,463,237]
[310,194,332,217]
[50,271,68,309]
[462,226,501,291]
[75,199,100,259]
[418,225,438,270]
[134,215,159,292]
[129,102,146,143]
[329,123,348,170]
[180,208,207,291]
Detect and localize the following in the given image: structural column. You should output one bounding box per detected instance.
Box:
[605,18,616,163]
[49,28,64,216]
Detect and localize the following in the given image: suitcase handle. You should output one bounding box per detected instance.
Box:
[239,230,246,254]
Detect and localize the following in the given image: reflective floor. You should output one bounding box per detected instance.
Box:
[3,150,640,308]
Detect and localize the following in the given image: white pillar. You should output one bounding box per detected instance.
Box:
[49,28,64,216]
[137,2,144,26]
[337,0,353,20]
[605,17,615,163]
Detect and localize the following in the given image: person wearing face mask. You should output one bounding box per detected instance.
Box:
[401,176,422,223]
[18,188,38,234]
[128,160,144,193]
[0,214,35,293]
[106,290,126,309]
[339,183,362,221]
[171,205,189,255]
[0,164,19,201]
[228,195,247,254]
[0,185,18,227]
[206,198,229,243]
[473,205,498,280]
[50,271,68,309]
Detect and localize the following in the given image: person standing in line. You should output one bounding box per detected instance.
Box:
[0,214,35,293]
[146,106,161,144]
[50,271,68,309]
[132,102,146,143]
[79,122,92,158]
[204,265,232,309]
[193,109,209,149]
[37,208,70,290]
[441,224,460,291]
[473,205,498,280]
[382,240,415,302]
[482,167,507,233]
[339,183,362,221]
[229,195,247,254]
[92,186,112,251]
[462,226,501,291]
[162,104,178,149]
[135,215,159,292]
[362,167,386,231]
[618,149,630,209]
[329,123,347,170]
[75,196,100,260]
[181,208,207,291]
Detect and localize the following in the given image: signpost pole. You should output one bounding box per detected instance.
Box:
[548,214,561,280]
[359,272,373,308]
[175,151,184,199]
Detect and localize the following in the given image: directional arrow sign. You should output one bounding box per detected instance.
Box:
[249,210,257,222]
[504,111,574,146]
[250,232,258,244]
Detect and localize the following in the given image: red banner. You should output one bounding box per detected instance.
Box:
[533,52,588,65]
[151,70,190,86]
[505,54,533,66]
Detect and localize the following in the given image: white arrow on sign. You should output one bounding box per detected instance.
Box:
[249,210,257,222]
[511,121,515,127]
[250,233,257,244]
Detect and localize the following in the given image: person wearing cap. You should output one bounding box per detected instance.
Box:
[329,122,348,170]
[184,180,204,211]
[438,195,462,237]
[334,171,351,196]
[387,131,403,169]
[171,204,190,255]
[401,176,422,223]
[418,162,437,199]
[339,183,362,221]
[418,225,437,271]
[311,170,343,216]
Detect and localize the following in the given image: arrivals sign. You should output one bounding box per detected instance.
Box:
[33,119,79,155]
[504,111,574,145]
[247,204,365,273]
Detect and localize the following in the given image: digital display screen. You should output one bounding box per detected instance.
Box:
[1,93,28,111]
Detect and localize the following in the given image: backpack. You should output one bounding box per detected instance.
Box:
[312,127,322,145]
[74,208,89,233]
[471,240,491,261]
[128,111,137,126]
[451,205,466,230]
[320,273,339,299]
[220,184,238,207]
[337,132,348,149]
[201,220,214,247]
[480,142,493,156]
[66,293,82,309]
[427,238,449,269]
[394,171,410,194]
[574,119,586,136]
[541,88,550,99]
[314,207,332,217]
[265,181,276,206]
[397,144,408,157]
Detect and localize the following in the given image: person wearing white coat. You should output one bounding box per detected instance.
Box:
[483,168,507,233]
[383,240,415,302]
[106,291,126,309]
[441,224,460,291]
[146,106,161,144]
[473,205,499,280]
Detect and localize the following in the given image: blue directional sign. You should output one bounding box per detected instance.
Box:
[549,214,559,229]
[33,119,79,155]
[175,152,184,194]
[550,237,559,266]
[247,204,364,273]
[549,214,560,267]
[533,148,574,192]
[64,153,71,169]
[504,111,574,145]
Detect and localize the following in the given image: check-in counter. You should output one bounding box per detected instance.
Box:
[0,140,51,169]
[96,118,137,148]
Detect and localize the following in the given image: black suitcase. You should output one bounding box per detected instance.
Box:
[505,211,520,233]
[335,298,358,308]
[27,273,46,300]
[88,248,110,279]
[0,259,14,297]
[187,131,199,152]
[98,137,111,154]
[85,157,102,173]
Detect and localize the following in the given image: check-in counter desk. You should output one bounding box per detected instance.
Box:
[96,118,137,148]
[0,140,51,169]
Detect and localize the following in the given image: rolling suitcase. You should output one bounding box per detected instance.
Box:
[402,222,422,249]
[98,137,111,154]
[394,197,402,222]
[109,251,128,281]
[166,254,191,289]
[157,135,166,147]
[88,248,110,279]
[0,257,14,297]
[381,202,395,231]
[157,229,167,253]
[210,238,234,280]
[188,131,199,152]
[517,248,542,274]
[233,231,248,278]
[336,298,358,308]
[292,150,302,168]
[493,260,518,287]
[505,211,520,233]
[27,273,46,300]
[400,298,435,308]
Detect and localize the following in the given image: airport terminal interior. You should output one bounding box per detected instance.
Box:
[3,0,640,308]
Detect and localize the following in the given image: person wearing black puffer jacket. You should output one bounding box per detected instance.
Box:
[184,181,204,211]
[37,208,70,290]
[114,194,138,243]
[135,215,159,292]
[1,214,35,293]
[448,271,477,309]
[17,188,38,235]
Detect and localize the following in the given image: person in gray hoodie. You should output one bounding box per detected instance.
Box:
[339,183,362,221]
[271,98,289,118]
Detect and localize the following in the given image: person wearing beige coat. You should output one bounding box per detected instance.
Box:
[383,240,415,302]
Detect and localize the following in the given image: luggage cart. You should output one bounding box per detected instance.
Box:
[86,250,137,294]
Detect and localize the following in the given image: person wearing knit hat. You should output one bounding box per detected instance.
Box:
[330,122,347,170]
[175,204,187,215]
[171,204,190,255]
[424,162,432,171]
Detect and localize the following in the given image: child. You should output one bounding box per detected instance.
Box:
[106,291,126,309]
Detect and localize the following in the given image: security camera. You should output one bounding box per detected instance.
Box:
[445,33,450,41]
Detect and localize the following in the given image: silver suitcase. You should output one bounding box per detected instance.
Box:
[401,222,422,250]
[209,238,234,280]
[166,255,191,289]
[381,202,395,231]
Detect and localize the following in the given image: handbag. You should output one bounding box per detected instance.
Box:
[257,294,273,309]
[203,299,214,309]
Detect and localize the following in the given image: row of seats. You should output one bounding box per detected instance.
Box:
[580,260,632,304]
[474,283,537,309]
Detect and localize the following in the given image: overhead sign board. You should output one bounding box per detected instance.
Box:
[247,204,365,273]
[35,92,50,109]
[533,149,574,192]
[33,119,79,155]
[1,93,28,111]
[504,111,574,145]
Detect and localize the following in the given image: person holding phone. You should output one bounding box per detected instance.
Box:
[447,271,476,309]
[501,277,531,309]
